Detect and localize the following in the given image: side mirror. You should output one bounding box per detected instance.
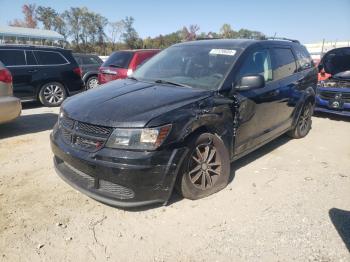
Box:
[236,75,265,91]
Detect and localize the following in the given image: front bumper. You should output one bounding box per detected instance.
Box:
[50,132,187,208]
[0,96,21,124]
[315,87,350,117]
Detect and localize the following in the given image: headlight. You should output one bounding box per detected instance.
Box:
[105,124,172,150]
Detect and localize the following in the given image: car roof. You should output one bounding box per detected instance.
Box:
[172,39,301,49]
[113,49,160,53]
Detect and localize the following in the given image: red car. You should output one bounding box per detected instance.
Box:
[98,49,160,84]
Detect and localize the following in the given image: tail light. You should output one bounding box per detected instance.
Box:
[73,67,82,78]
[0,68,12,83]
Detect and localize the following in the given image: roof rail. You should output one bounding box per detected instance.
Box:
[267,37,300,44]
[0,43,65,49]
[195,37,222,41]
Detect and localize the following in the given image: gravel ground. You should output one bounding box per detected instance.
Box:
[0,103,349,262]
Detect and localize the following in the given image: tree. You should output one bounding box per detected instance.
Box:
[36,6,58,30]
[109,20,124,48]
[9,4,37,28]
[23,4,37,28]
[220,23,236,38]
[181,24,200,41]
[121,16,140,49]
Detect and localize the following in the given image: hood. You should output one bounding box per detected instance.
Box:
[62,79,212,128]
[322,47,350,77]
[332,70,350,81]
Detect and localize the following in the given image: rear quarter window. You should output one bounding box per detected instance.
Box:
[34,51,68,65]
[272,48,297,80]
[0,49,26,66]
[82,56,102,65]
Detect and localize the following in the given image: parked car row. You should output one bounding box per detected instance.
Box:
[0,45,159,109]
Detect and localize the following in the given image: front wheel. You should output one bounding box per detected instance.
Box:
[176,133,230,200]
[287,101,313,139]
[39,82,67,107]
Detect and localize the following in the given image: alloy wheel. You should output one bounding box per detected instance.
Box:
[43,84,65,104]
[188,143,222,190]
[299,104,312,134]
[87,78,99,89]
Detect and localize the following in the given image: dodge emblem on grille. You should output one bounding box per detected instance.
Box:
[335,93,342,100]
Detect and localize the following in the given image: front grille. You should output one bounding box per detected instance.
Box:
[59,116,112,152]
[75,136,104,150]
[65,162,95,188]
[319,91,350,102]
[61,117,74,129]
[99,179,135,199]
[62,161,135,200]
[77,122,112,138]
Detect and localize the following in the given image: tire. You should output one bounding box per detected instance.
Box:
[287,101,313,139]
[176,133,230,200]
[38,82,67,107]
[86,76,99,90]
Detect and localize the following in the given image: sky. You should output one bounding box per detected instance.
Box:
[0,0,349,44]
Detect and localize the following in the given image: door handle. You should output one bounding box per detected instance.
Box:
[28,69,38,73]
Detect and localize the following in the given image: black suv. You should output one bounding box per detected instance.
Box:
[0,45,84,107]
[73,53,103,89]
[51,39,317,208]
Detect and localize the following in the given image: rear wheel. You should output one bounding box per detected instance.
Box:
[288,101,313,138]
[176,133,230,200]
[86,76,99,90]
[39,82,67,107]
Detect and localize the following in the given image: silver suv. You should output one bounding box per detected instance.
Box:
[0,61,21,124]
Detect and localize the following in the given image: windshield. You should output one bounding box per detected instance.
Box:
[133,45,238,90]
[323,48,350,75]
[103,51,133,68]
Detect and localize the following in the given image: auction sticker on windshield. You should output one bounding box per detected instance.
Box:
[209,49,236,56]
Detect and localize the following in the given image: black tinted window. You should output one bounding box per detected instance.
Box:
[238,49,273,82]
[82,56,101,65]
[272,48,297,80]
[0,50,25,66]
[26,51,37,65]
[34,51,67,65]
[294,46,312,71]
[103,52,133,68]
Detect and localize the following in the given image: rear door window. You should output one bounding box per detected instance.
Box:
[272,48,297,80]
[103,52,133,68]
[34,51,67,65]
[294,46,313,71]
[0,49,26,66]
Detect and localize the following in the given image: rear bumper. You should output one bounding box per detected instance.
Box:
[50,131,187,208]
[0,96,21,123]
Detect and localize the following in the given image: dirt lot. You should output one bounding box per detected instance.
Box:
[0,103,349,262]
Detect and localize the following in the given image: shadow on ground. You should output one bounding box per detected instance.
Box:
[329,208,350,252]
[314,112,350,122]
[125,134,292,212]
[0,112,58,139]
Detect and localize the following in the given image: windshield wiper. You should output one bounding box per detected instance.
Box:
[154,79,191,88]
